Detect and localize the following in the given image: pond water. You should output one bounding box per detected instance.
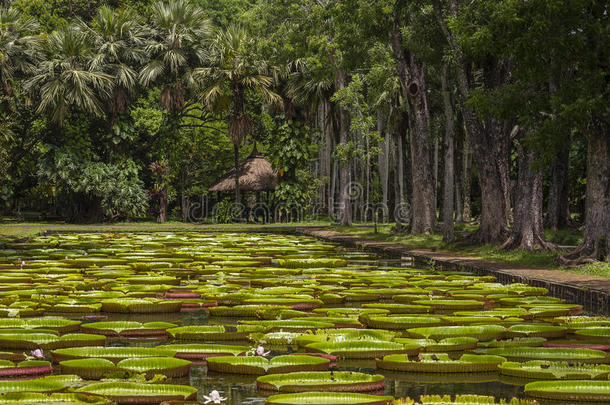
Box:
[0,232,605,405]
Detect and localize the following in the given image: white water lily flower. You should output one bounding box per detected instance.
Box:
[7,309,19,318]
[256,346,270,356]
[30,349,44,359]
[203,390,227,404]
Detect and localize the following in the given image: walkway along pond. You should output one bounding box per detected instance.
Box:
[0,232,609,404]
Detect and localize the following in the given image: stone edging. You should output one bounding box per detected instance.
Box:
[297,228,610,315]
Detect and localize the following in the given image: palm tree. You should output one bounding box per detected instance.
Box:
[139,0,211,114]
[197,24,281,203]
[25,25,113,126]
[88,6,146,126]
[0,6,38,99]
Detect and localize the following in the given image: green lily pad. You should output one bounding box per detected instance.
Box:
[207,354,330,375]
[257,371,385,392]
[305,341,418,359]
[76,382,197,404]
[265,392,393,405]
[525,380,610,402]
[376,353,506,373]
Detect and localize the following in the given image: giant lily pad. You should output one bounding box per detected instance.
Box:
[80,321,176,337]
[0,393,111,405]
[406,325,506,341]
[305,341,418,359]
[52,346,176,363]
[116,356,191,378]
[265,392,393,405]
[525,380,610,402]
[376,353,505,373]
[206,354,330,375]
[158,343,248,360]
[257,371,385,392]
[484,347,609,363]
[499,361,610,380]
[76,382,197,404]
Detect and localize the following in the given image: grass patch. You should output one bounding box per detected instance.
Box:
[562,262,610,279]
[327,225,609,279]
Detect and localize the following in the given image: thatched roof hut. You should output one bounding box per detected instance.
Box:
[209,146,277,192]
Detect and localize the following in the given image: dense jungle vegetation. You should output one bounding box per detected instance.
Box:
[0,0,608,264]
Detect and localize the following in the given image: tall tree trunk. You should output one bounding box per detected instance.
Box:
[233,144,240,204]
[390,12,436,234]
[454,112,464,223]
[334,67,351,226]
[434,135,439,219]
[330,153,337,220]
[545,142,571,230]
[377,111,389,212]
[501,132,553,250]
[441,63,455,242]
[462,125,472,222]
[560,131,610,263]
[433,0,509,243]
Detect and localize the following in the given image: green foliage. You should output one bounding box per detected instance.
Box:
[213,197,240,223]
[12,0,103,31]
[37,148,148,221]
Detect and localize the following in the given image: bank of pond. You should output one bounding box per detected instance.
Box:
[0,232,608,404]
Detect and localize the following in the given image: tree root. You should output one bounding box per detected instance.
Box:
[457,227,510,247]
[499,234,557,251]
[558,241,605,266]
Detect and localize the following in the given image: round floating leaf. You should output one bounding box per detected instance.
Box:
[0,393,111,405]
[76,382,197,404]
[275,258,348,268]
[158,343,248,360]
[209,305,291,318]
[81,321,176,337]
[359,315,443,330]
[52,346,176,363]
[255,332,304,345]
[117,357,191,378]
[168,325,264,340]
[257,371,385,392]
[0,333,58,350]
[0,360,52,378]
[241,320,333,332]
[525,380,610,402]
[407,325,506,341]
[394,337,478,352]
[294,329,396,347]
[306,341,418,359]
[478,337,546,349]
[361,303,429,314]
[59,358,116,379]
[484,347,609,363]
[0,379,65,393]
[499,360,610,380]
[413,299,484,310]
[100,298,181,313]
[376,353,506,373]
[507,324,567,338]
[265,392,393,405]
[574,328,610,342]
[418,395,537,405]
[207,354,330,375]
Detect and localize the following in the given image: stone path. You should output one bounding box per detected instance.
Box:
[297,228,610,315]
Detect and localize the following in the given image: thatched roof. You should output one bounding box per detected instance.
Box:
[209,146,277,192]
